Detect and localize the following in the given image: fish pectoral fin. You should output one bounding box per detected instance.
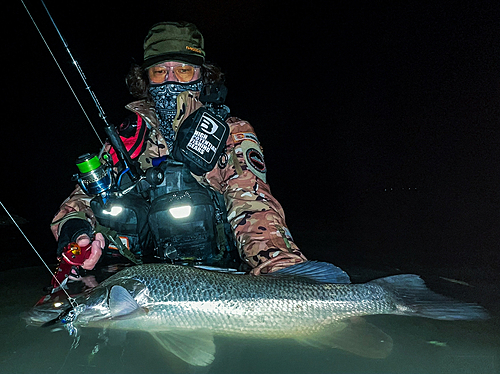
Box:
[149,330,216,367]
[296,317,393,359]
[109,285,141,318]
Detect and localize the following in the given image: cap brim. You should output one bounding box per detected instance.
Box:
[142,53,204,69]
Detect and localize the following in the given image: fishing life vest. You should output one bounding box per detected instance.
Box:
[92,107,237,267]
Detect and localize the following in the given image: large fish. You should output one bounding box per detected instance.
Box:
[24,262,487,366]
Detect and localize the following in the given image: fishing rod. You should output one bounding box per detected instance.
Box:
[39,0,109,132]
[0,201,77,307]
[20,0,103,146]
[12,1,144,297]
[21,0,143,184]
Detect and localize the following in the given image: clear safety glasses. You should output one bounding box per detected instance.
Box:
[148,63,201,84]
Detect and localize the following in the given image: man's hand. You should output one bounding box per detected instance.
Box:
[75,233,105,270]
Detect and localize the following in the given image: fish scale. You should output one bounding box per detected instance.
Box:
[77,264,404,338]
[25,262,487,366]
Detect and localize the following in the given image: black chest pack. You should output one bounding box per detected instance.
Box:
[89,83,238,267]
[171,82,230,175]
[91,157,238,267]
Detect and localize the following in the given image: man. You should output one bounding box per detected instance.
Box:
[51,22,307,277]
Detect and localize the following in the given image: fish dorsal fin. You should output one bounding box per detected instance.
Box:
[149,330,216,367]
[109,285,140,318]
[296,317,393,359]
[268,261,351,284]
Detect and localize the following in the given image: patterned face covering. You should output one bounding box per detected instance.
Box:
[149,79,203,151]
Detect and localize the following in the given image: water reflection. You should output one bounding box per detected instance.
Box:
[1,263,498,374]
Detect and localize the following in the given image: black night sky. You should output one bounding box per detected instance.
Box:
[4,1,500,274]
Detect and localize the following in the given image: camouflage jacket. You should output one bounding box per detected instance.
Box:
[51,91,306,274]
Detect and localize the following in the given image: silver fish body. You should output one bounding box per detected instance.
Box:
[75,264,397,337]
[28,263,487,366]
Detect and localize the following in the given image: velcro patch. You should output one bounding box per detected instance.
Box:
[232,132,259,144]
[241,140,267,183]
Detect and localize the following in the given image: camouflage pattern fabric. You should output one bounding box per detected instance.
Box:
[52,91,306,274]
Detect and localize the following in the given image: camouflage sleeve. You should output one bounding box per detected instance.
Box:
[50,111,148,242]
[50,184,97,240]
[205,118,307,274]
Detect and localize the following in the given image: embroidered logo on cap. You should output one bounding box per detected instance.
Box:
[186,46,203,54]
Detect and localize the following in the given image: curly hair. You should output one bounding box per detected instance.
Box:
[126,62,225,101]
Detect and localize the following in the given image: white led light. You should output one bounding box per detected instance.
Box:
[102,206,123,216]
[169,205,192,219]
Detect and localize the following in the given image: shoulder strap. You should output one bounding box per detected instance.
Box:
[108,113,149,165]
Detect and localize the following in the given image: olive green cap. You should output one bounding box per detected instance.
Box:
[142,22,205,69]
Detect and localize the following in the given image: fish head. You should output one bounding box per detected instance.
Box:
[72,278,150,325]
[71,287,112,324]
[22,295,74,326]
[24,275,150,329]
[22,286,112,328]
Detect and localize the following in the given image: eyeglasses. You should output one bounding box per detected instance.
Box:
[148,63,200,84]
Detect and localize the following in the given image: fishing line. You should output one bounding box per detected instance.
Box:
[16,0,117,306]
[0,201,77,307]
[20,0,104,145]
[17,1,137,308]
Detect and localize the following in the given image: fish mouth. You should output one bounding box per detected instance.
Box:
[22,300,71,326]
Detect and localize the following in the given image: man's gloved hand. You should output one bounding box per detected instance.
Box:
[57,219,105,270]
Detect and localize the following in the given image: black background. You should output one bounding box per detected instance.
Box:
[3,0,499,273]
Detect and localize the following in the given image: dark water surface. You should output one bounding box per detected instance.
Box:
[5,1,499,372]
[0,236,498,374]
